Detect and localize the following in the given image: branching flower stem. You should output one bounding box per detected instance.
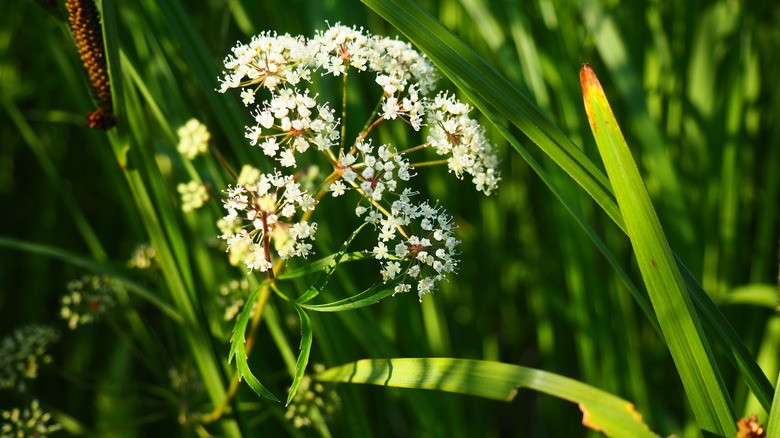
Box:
[409,159,448,168]
[340,73,348,152]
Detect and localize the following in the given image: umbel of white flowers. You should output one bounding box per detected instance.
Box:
[216,23,500,300]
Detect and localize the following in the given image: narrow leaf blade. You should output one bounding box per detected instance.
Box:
[299,279,401,312]
[580,64,735,435]
[316,358,659,438]
[229,287,279,402]
[295,223,367,304]
[286,305,313,406]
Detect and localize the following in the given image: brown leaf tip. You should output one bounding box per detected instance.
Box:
[580,64,598,97]
[737,414,766,438]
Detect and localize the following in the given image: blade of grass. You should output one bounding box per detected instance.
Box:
[295,223,367,304]
[580,64,735,435]
[277,252,373,280]
[768,371,780,435]
[286,305,313,405]
[0,88,107,261]
[100,2,242,435]
[229,287,279,402]
[578,0,694,250]
[316,358,660,438]
[0,236,182,323]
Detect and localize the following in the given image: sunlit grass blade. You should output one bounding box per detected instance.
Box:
[101,3,243,434]
[767,372,780,434]
[713,285,778,309]
[229,287,279,402]
[580,64,735,435]
[286,305,313,405]
[316,358,659,437]
[578,0,694,249]
[676,256,774,411]
[465,85,659,332]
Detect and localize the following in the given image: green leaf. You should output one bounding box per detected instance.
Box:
[277,252,373,280]
[767,371,780,436]
[580,65,735,435]
[316,358,659,438]
[286,305,313,406]
[299,279,401,313]
[713,284,778,309]
[229,287,279,402]
[295,223,368,304]
[0,236,182,323]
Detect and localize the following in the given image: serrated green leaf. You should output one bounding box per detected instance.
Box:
[295,223,368,304]
[287,305,313,406]
[580,64,735,435]
[229,287,279,402]
[316,358,659,438]
[299,278,401,313]
[277,252,373,280]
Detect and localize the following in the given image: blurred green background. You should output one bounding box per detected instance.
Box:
[1,0,778,436]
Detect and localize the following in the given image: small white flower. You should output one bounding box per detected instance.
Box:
[241,88,256,105]
[381,97,400,120]
[279,149,296,167]
[330,180,346,197]
[372,242,389,259]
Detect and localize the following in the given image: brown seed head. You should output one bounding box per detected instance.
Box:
[66,0,115,129]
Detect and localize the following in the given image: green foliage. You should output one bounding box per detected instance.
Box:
[317,358,659,437]
[0,0,778,436]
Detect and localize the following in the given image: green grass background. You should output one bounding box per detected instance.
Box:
[0,0,778,436]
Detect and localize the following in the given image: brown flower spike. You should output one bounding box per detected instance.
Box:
[66,0,115,129]
[736,414,766,438]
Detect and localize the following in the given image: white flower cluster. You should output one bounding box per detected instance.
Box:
[363,196,459,299]
[220,171,317,273]
[245,89,339,168]
[127,243,157,270]
[60,275,120,330]
[285,364,339,429]
[427,92,500,195]
[1,399,62,437]
[329,140,413,201]
[217,24,500,297]
[176,118,211,160]
[217,278,252,321]
[0,325,59,392]
[177,180,210,213]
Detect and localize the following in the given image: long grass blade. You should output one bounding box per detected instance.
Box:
[316,358,659,437]
[580,64,735,435]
